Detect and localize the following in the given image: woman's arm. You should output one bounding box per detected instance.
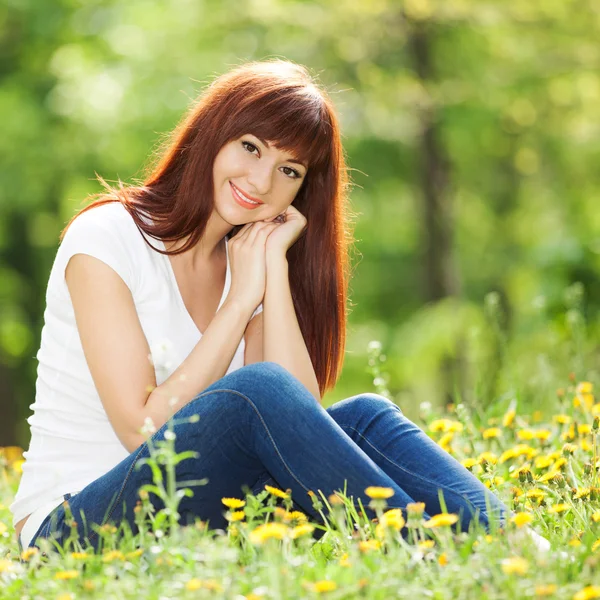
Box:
[263,254,321,404]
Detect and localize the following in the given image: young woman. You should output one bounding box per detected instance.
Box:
[11,59,542,555]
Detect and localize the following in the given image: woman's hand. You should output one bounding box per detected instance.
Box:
[227,221,279,311]
[263,205,307,259]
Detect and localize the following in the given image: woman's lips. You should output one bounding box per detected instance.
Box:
[230,181,263,209]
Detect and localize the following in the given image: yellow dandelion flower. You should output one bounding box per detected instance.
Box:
[535,455,554,469]
[406,502,426,515]
[573,585,600,600]
[429,419,463,433]
[517,429,535,441]
[186,579,203,591]
[553,414,572,424]
[592,512,600,523]
[562,443,578,455]
[70,551,89,560]
[573,487,591,499]
[365,486,395,499]
[221,497,246,509]
[313,580,337,593]
[581,439,593,452]
[438,552,448,566]
[358,539,381,552]
[569,537,582,547]
[592,539,600,552]
[535,583,558,596]
[290,524,314,539]
[548,503,570,514]
[461,457,478,469]
[423,513,459,528]
[418,539,435,549]
[593,404,600,415]
[534,429,552,441]
[339,552,351,567]
[511,513,534,528]
[438,432,454,452]
[289,510,308,522]
[501,556,529,575]
[264,484,290,499]
[21,547,39,561]
[525,488,546,500]
[380,508,406,530]
[54,570,79,580]
[228,510,245,522]
[483,428,501,439]
[577,382,593,394]
[478,451,498,465]
[578,424,592,435]
[249,522,289,545]
[502,408,516,428]
[102,550,125,562]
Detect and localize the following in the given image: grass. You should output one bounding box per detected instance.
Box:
[2,297,600,599]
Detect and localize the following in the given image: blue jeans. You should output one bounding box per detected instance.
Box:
[22,362,507,554]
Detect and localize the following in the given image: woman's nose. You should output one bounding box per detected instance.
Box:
[246,164,273,196]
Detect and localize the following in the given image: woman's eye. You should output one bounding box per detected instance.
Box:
[242,141,259,155]
[282,166,301,179]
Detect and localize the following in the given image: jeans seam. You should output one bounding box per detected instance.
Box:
[193,388,313,496]
[339,424,482,512]
[86,442,150,545]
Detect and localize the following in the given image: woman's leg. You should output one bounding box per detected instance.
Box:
[30,362,423,552]
[326,393,509,532]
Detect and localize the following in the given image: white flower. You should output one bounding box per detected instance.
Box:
[164,430,176,441]
[141,416,156,435]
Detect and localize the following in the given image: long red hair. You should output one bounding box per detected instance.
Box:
[61,59,356,397]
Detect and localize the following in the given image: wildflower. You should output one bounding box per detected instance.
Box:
[534,430,552,442]
[517,429,535,441]
[406,502,426,516]
[483,428,501,439]
[423,513,459,528]
[264,485,289,499]
[221,497,246,509]
[573,585,600,600]
[535,455,554,469]
[592,512,600,523]
[501,556,529,575]
[54,570,79,580]
[249,522,289,545]
[429,419,463,433]
[102,550,125,562]
[535,584,558,596]
[548,503,570,514]
[313,580,337,593]
[577,382,594,394]
[186,579,203,591]
[418,540,435,549]
[478,451,498,465]
[339,552,351,567]
[380,509,406,531]
[289,510,308,522]
[562,443,578,455]
[573,487,591,500]
[525,488,546,501]
[228,510,246,522]
[290,524,314,539]
[438,552,448,566]
[553,414,572,425]
[502,408,516,428]
[70,552,89,560]
[578,424,592,435]
[21,547,39,561]
[364,486,394,499]
[438,432,454,453]
[592,539,600,552]
[461,458,478,469]
[511,513,534,528]
[569,537,582,547]
[358,539,381,552]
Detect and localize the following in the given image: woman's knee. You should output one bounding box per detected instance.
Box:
[328,393,402,420]
[193,362,309,414]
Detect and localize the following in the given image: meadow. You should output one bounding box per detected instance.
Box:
[1,334,600,600]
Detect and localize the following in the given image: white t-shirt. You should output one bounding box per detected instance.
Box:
[10,201,262,532]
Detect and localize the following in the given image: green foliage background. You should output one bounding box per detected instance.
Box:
[2,0,600,445]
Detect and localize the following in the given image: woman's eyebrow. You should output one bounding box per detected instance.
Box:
[254,135,307,169]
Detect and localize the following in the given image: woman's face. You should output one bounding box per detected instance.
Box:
[212,134,307,225]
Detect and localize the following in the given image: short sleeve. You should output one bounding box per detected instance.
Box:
[53,207,136,295]
[251,302,263,319]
